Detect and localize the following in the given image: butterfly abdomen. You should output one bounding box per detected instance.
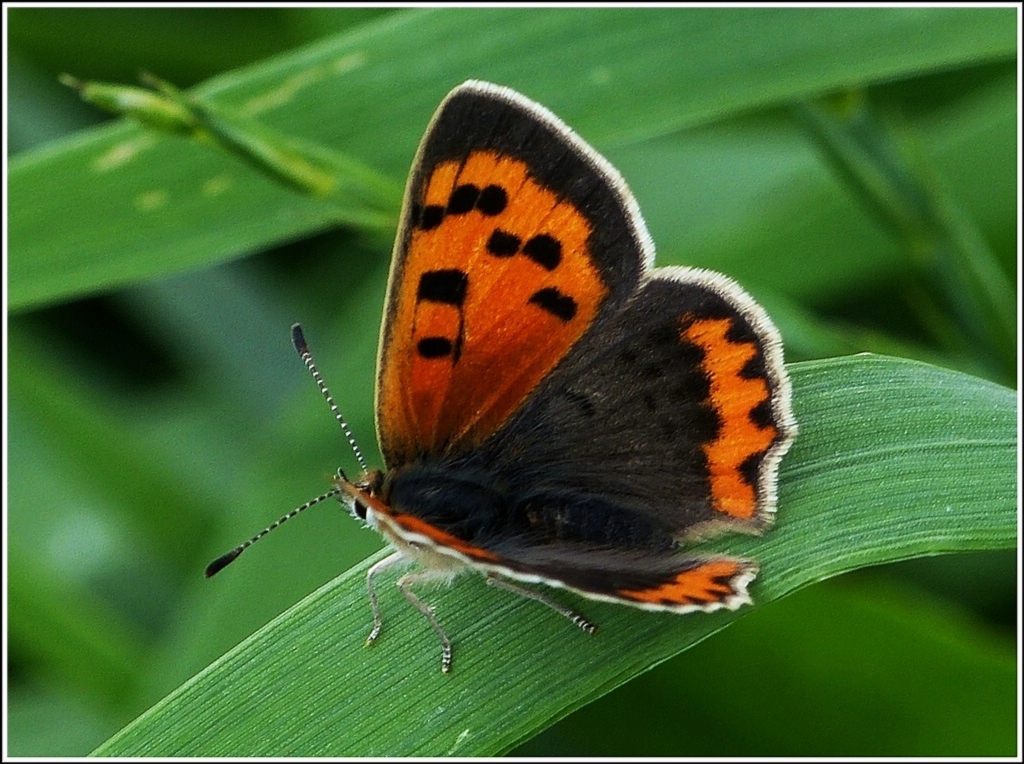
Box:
[387,460,679,553]
[385,463,512,545]
[516,490,677,550]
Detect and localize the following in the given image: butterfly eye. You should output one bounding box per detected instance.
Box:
[345,469,386,523]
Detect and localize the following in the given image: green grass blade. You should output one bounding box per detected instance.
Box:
[90,355,1016,756]
[516,578,1017,756]
[792,95,1016,375]
[9,7,1015,311]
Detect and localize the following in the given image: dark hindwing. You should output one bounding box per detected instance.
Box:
[474,269,792,541]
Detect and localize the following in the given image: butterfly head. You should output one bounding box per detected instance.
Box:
[336,467,387,524]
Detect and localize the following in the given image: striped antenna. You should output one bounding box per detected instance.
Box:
[205,485,343,577]
[205,324,367,578]
[291,323,369,474]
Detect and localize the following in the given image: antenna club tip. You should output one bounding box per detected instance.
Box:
[205,548,243,578]
[291,323,308,355]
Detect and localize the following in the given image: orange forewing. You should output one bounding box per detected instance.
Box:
[378,151,608,465]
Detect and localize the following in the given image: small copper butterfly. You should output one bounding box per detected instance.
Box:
[207,80,797,672]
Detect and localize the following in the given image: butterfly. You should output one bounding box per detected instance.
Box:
[207,80,796,673]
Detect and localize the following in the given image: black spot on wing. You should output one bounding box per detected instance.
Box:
[417,337,455,359]
[447,184,480,214]
[529,287,577,322]
[522,234,562,271]
[477,184,508,215]
[487,230,521,257]
[418,269,468,306]
[419,205,444,230]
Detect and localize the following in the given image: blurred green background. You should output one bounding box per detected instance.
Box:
[6,7,1017,757]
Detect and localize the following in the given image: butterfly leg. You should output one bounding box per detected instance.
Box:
[486,575,597,634]
[396,570,454,673]
[365,551,407,647]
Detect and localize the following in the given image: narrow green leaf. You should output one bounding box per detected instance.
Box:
[9,7,1015,311]
[517,579,1017,756]
[792,95,1016,374]
[91,356,1016,756]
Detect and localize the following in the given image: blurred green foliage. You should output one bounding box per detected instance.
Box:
[6,6,1016,757]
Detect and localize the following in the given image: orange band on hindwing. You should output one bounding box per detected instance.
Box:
[616,560,752,607]
[682,316,777,520]
[379,150,609,464]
